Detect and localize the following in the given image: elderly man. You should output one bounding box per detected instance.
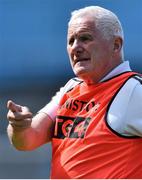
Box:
[7,6,142,178]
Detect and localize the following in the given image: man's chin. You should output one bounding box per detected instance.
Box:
[73,66,88,75]
[74,70,86,78]
[74,71,90,81]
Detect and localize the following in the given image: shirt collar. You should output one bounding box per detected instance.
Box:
[100,61,132,82]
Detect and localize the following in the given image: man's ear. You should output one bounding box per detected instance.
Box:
[113,37,123,52]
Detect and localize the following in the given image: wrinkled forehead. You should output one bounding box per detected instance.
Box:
[68,17,96,36]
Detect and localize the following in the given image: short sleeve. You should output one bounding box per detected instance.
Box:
[38,78,82,121]
[38,87,64,121]
[107,76,142,137]
[124,82,142,136]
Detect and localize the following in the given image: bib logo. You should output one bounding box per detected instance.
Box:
[54,116,91,139]
[60,99,100,113]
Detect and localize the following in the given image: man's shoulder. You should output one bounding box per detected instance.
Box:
[132,73,142,83]
[63,77,83,93]
[119,73,142,99]
[130,74,142,98]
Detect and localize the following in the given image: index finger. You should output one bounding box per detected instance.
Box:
[7,100,22,113]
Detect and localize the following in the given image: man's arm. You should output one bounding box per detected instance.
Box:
[7,79,79,150]
[7,100,54,151]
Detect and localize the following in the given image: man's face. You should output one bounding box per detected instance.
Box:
[67,17,114,83]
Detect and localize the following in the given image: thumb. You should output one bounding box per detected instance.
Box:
[7,100,22,112]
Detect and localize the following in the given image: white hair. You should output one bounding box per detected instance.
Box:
[68,6,124,41]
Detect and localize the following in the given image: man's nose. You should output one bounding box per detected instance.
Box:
[72,40,83,54]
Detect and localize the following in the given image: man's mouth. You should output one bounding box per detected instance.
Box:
[75,58,90,63]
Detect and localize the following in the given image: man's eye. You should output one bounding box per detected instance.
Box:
[69,38,74,45]
[80,35,92,42]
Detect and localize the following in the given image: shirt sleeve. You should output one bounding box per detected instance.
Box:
[107,76,142,137]
[38,78,82,121]
[38,87,64,121]
[124,82,142,136]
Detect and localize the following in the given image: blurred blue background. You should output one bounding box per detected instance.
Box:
[0,0,142,178]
